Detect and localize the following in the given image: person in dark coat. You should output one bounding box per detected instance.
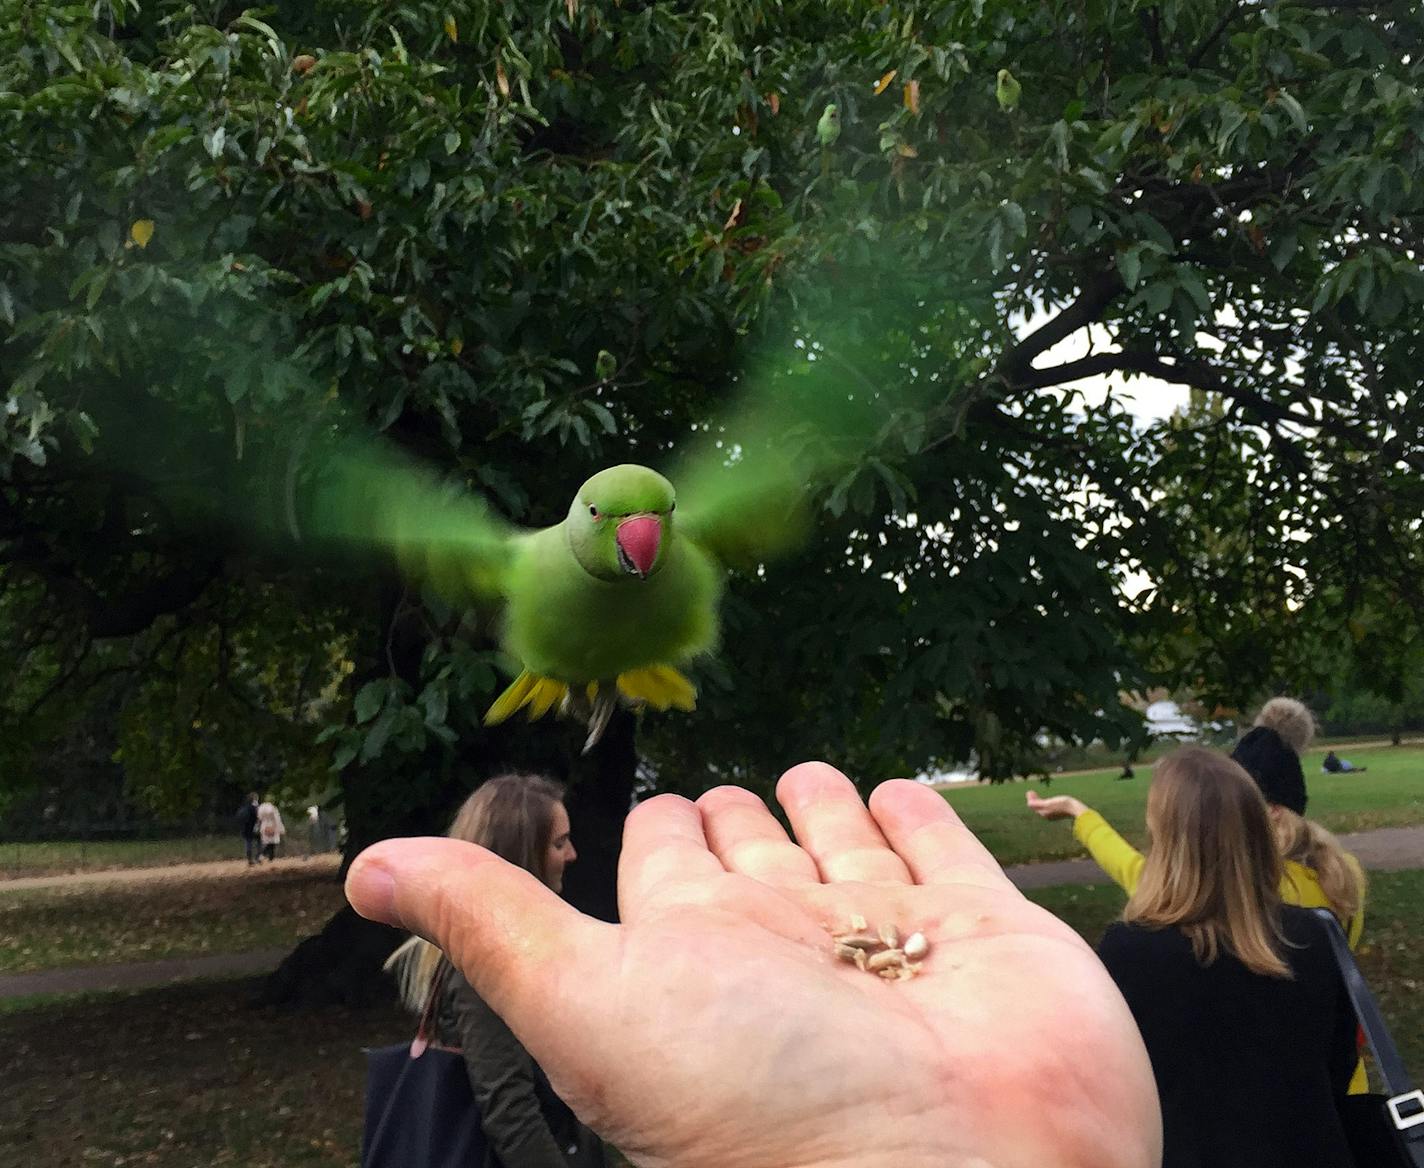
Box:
[1096,747,1357,1168]
[386,775,603,1168]
[236,791,260,866]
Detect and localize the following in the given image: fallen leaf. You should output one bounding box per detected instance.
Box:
[904,79,921,116]
[129,219,155,249]
[766,92,780,115]
[443,13,457,42]
[495,62,510,97]
[723,198,744,231]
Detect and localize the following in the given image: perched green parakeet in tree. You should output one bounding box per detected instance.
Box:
[996,69,1021,113]
[817,103,841,179]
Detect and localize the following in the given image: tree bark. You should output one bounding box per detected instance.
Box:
[260,586,639,1006]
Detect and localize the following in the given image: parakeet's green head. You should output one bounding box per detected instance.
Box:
[566,464,676,582]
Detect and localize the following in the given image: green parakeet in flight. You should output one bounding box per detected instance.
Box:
[996,69,1021,113]
[291,329,909,748]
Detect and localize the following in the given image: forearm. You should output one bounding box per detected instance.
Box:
[1072,810,1145,894]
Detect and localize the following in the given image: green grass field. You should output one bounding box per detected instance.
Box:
[0,864,345,974]
[942,741,1424,867]
[0,834,244,877]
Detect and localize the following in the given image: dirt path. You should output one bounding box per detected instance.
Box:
[0,948,291,1000]
[0,852,341,894]
[1005,823,1424,890]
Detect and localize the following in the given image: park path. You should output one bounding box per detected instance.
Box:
[0,852,341,893]
[0,948,290,999]
[2,825,1421,1000]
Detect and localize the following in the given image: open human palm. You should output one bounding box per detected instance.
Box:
[347,763,1160,1168]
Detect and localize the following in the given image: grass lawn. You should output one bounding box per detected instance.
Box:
[1026,868,1424,1081]
[0,864,347,974]
[0,834,248,877]
[943,741,1424,867]
[0,977,412,1168]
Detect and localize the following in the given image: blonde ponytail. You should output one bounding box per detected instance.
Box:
[1273,808,1366,927]
[384,934,445,1013]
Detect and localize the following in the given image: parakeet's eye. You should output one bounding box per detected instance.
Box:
[588,504,599,519]
[669,501,675,512]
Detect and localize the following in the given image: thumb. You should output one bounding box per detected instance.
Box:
[347,836,613,1032]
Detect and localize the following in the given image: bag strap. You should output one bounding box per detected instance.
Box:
[1311,909,1424,1153]
[410,955,455,1059]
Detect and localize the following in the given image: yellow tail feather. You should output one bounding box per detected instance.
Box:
[484,671,569,725]
[616,666,697,712]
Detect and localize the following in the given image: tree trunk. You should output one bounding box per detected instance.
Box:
[261,587,640,1006]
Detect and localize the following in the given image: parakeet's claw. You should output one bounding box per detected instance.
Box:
[615,666,698,713]
[484,671,570,726]
[583,685,620,754]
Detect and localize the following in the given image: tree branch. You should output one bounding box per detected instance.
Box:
[995,270,1125,385]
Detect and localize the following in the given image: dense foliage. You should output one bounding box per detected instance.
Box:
[2,0,1421,830]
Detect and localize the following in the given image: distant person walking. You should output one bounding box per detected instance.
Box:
[237,791,260,866]
[256,796,285,863]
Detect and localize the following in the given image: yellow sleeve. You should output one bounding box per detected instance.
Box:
[1073,809,1145,895]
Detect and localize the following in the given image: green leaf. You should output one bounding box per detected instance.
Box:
[354,681,385,725]
[1048,120,1070,170]
[359,706,397,762]
[1117,246,1142,291]
[1275,90,1307,134]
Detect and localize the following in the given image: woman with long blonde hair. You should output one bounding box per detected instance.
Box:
[1094,748,1357,1167]
[1027,696,1370,1092]
[385,774,604,1168]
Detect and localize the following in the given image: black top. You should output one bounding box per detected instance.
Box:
[1098,907,1357,1168]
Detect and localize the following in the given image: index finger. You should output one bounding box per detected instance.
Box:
[616,793,726,919]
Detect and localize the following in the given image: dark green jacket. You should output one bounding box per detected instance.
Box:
[434,968,605,1168]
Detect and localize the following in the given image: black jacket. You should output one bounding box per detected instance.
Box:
[236,800,258,839]
[434,968,604,1168]
[1098,907,1357,1168]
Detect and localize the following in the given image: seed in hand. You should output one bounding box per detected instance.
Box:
[830,916,930,981]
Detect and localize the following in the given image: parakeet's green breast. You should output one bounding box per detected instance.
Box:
[501,524,722,683]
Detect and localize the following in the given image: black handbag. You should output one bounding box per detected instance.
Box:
[362,959,489,1168]
[1312,909,1424,1168]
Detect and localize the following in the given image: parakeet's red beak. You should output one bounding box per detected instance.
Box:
[615,514,661,579]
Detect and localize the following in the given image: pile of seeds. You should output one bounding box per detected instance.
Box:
[830,914,931,981]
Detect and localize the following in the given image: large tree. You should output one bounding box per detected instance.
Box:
[3,0,1421,998]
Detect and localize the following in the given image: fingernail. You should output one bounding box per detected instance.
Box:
[348,862,398,924]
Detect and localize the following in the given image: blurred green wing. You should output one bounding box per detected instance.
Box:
[672,312,921,570]
[297,436,518,602]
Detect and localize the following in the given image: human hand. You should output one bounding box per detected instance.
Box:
[1025,790,1090,821]
[347,763,1159,1168]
